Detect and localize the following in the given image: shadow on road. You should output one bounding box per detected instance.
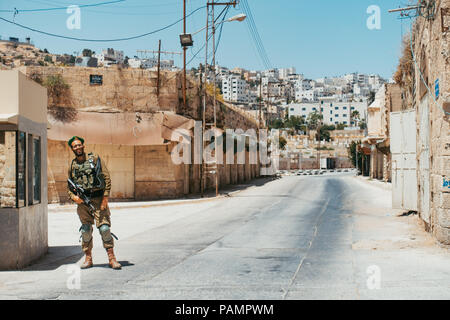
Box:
[93,261,135,269]
[21,245,84,271]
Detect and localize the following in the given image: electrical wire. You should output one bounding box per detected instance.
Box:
[0,5,206,42]
[239,0,271,69]
[0,0,125,13]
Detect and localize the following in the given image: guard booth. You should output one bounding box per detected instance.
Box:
[0,70,48,270]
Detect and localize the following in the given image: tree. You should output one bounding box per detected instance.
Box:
[336,123,347,130]
[351,110,360,126]
[307,111,323,130]
[319,124,335,142]
[82,49,93,57]
[278,136,287,150]
[285,116,305,131]
[348,140,363,172]
[268,118,284,130]
[44,55,53,63]
[124,56,129,66]
[359,119,367,130]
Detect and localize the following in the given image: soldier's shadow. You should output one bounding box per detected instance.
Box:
[94,261,134,269]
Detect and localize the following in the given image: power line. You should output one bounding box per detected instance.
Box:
[0,5,206,42]
[0,0,125,13]
[243,0,272,69]
[240,0,271,69]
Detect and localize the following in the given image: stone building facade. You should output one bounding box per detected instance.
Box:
[395,0,450,244]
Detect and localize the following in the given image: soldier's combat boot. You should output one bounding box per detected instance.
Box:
[80,249,93,269]
[106,248,122,270]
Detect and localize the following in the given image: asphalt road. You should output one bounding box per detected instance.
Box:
[1,173,449,300]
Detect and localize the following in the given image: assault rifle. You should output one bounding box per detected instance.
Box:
[68,178,96,213]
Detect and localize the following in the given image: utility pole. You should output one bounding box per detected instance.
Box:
[317,101,323,170]
[259,77,263,129]
[201,0,238,197]
[183,0,187,110]
[157,40,161,96]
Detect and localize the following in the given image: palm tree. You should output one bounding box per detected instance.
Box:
[351,110,360,127]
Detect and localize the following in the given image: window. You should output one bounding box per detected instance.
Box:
[343,114,347,117]
[343,107,347,110]
[33,137,41,204]
[17,131,26,208]
[0,131,41,208]
[0,131,16,208]
[335,107,339,110]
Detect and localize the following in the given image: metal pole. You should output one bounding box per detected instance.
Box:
[201,4,210,197]
[183,0,187,110]
[157,39,161,96]
[212,1,219,197]
[259,77,263,129]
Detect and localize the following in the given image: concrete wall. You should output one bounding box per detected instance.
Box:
[135,144,185,200]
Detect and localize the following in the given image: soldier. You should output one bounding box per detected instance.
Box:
[67,136,121,270]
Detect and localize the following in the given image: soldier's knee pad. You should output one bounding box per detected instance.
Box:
[80,224,93,243]
[99,224,113,242]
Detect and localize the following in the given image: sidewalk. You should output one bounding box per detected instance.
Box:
[354,175,392,191]
[49,176,280,213]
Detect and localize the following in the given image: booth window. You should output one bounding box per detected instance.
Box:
[0,131,41,208]
[33,136,41,203]
[17,131,26,207]
[0,131,17,208]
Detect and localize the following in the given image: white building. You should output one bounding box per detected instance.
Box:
[286,100,367,126]
[295,89,318,102]
[222,76,252,104]
[128,57,174,70]
[94,48,124,66]
[279,67,296,80]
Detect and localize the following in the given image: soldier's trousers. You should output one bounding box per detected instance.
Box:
[77,196,114,253]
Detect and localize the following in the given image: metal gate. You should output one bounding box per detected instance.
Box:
[390,110,418,211]
[418,95,431,223]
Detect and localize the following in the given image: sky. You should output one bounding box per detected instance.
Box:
[0,0,415,80]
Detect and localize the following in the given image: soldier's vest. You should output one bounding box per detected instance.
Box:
[70,153,105,192]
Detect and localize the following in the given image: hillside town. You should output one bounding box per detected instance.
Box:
[0,0,449,303]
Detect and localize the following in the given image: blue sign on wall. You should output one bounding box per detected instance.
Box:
[435,79,439,99]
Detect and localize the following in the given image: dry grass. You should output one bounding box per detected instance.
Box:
[393,32,415,90]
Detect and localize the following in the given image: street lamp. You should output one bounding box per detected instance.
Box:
[180,13,247,40]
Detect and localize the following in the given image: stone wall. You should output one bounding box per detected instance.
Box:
[22,66,180,113]
[411,0,450,244]
[22,66,259,132]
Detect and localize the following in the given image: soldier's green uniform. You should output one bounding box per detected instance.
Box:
[68,152,114,253]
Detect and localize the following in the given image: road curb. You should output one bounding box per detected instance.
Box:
[47,183,256,213]
[353,175,392,191]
